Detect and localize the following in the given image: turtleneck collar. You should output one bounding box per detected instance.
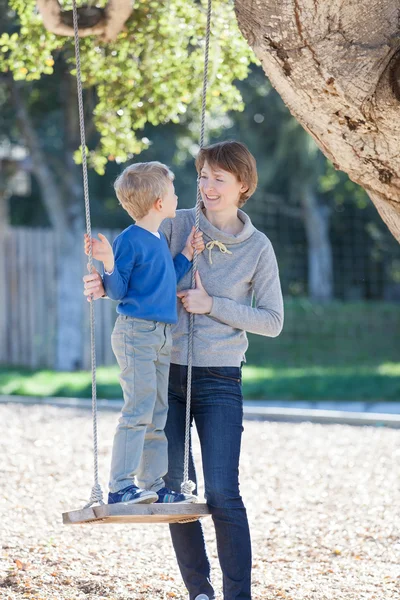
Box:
[197,203,256,245]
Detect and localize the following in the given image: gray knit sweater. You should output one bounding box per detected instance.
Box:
[160,206,284,367]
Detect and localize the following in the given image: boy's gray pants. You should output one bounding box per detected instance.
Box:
[109,315,172,493]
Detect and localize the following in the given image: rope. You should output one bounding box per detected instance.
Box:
[181,0,212,496]
[71,0,211,505]
[72,0,104,508]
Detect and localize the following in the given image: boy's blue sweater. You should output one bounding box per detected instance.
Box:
[103,224,191,324]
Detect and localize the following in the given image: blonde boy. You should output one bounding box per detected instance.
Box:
[84,162,204,504]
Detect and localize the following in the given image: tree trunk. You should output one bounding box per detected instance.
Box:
[10,79,85,371]
[56,232,85,371]
[0,180,10,365]
[300,184,333,301]
[235,0,400,242]
[10,81,68,232]
[55,71,88,372]
[0,173,10,226]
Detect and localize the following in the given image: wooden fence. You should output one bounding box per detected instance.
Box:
[0,226,118,370]
[2,226,399,372]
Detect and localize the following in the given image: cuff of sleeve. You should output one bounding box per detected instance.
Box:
[102,271,113,297]
[176,252,191,266]
[208,295,222,318]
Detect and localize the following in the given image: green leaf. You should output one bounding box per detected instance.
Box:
[2,0,256,166]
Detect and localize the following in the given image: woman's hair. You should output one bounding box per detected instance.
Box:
[114,161,174,220]
[195,141,258,207]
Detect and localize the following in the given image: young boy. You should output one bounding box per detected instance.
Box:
[84,161,204,505]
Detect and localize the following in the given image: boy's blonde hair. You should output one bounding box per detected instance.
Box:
[114,161,174,220]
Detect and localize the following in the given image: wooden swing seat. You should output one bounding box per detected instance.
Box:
[63,502,211,524]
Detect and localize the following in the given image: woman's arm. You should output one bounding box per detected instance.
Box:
[179,242,284,337]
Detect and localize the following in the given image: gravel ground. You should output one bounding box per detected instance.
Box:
[0,403,399,600]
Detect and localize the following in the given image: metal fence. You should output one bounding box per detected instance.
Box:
[245,199,400,302]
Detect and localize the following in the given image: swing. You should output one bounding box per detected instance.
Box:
[61,0,212,525]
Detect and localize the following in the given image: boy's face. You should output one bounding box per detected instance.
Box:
[199,161,246,216]
[160,179,178,219]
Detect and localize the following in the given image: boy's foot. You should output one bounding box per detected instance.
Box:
[155,486,198,504]
[108,484,158,505]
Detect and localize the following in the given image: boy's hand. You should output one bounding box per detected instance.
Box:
[181,226,205,261]
[83,265,106,301]
[84,233,114,273]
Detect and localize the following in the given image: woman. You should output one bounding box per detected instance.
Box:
[84,141,284,600]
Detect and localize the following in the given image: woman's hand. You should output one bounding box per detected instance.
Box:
[84,233,114,273]
[177,271,213,314]
[83,265,106,302]
[181,226,205,261]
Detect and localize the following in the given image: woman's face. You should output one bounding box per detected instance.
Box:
[199,161,246,215]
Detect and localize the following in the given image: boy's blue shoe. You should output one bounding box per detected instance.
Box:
[108,484,158,505]
[155,486,197,504]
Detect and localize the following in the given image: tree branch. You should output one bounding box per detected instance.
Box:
[36,0,134,41]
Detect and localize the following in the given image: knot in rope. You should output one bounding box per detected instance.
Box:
[181,479,196,495]
[84,483,104,508]
[205,240,232,264]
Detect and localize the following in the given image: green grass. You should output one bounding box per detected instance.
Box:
[0,300,399,402]
[1,362,399,401]
[242,363,400,400]
[246,298,400,369]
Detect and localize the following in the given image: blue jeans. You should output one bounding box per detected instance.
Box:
[165,364,252,600]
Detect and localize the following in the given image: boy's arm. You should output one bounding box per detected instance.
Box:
[160,217,188,280]
[103,236,136,301]
[170,226,205,283]
[173,253,192,283]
